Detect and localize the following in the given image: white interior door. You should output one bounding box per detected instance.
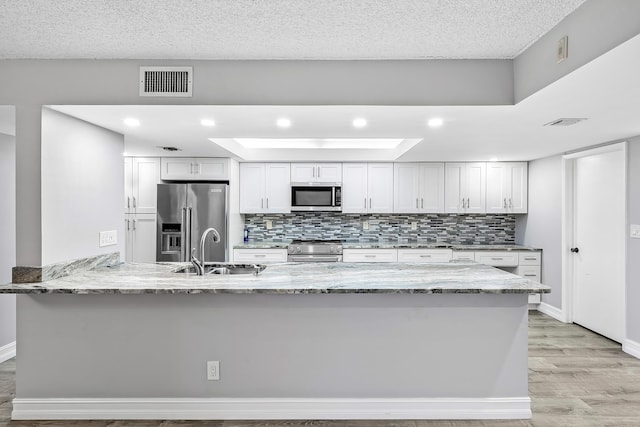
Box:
[573,148,625,343]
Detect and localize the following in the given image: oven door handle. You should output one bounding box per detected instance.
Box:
[287,255,342,262]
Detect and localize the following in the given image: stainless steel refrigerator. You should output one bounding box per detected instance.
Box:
[156,183,228,263]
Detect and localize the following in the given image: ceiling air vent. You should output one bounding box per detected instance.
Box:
[139,66,192,97]
[158,146,181,152]
[544,118,587,127]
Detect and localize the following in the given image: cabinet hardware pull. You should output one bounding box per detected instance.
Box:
[254,254,267,258]
[317,166,320,178]
[524,257,536,260]
[266,198,269,208]
[369,198,372,209]
[364,198,367,209]
[312,167,315,178]
[420,255,432,258]
[416,198,419,208]
[364,255,376,258]
[126,219,130,230]
[467,198,470,209]
[132,197,136,209]
[509,198,513,209]
[132,219,136,230]
[504,198,507,209]
[524,274,537,277]
[261,198,264,209]
[421,198,424,209]
[461,198,465,209]
[491,257,503,260]
[127,197,130,209]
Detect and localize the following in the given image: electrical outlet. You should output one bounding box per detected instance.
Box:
[207,361,220,381]
[363,221,369,230]
[265,220,273,230]
[411,222,417,231]
[99,230,117,247]
[631,224,640,239]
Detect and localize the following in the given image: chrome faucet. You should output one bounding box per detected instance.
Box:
[191,227,222,276]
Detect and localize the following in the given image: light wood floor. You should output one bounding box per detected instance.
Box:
[2,311,640,427]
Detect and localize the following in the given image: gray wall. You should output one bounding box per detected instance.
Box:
[627,138,640,343]
[17,293,528,399]
[515,155,563,309]
[0,59,513,267]
[0,133,16,347]
[41,109,125,265]
[514,0,640,101]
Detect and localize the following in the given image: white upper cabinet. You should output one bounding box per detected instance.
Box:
[444,162,486,213]
[240,163,291,214]
[342,163,369,213]
[342,163,393,213]
[160,158,229,181]
[486,162,528,214]
[124,157,160,214]
[291,163,342,183]
[394,163,444,213]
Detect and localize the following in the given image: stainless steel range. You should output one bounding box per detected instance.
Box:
[287,239,343,262]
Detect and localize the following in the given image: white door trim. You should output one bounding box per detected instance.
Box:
[562,141,627,339]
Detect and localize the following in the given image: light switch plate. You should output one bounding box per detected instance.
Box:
[631,224,640,239]
[265,220,273,230]
[99,230,117,247]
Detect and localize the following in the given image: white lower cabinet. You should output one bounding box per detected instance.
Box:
[342,249,398,263]
[454,250,542,305]
[124,214,157,263]
[397,249,452,263]
[233,249,287,263]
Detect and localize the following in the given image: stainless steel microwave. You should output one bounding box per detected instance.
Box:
[291,184,341,211]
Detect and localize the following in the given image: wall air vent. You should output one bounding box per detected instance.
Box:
[544,118,587,127]
[140,66,192,97]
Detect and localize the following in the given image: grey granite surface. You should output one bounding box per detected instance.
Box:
[234,241,541,251]
[0,261,550,295]
[11,252,121,283]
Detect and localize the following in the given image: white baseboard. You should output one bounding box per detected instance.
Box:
[0,341,16,363]
[537,302,568,323]
[12,397,531,420]
[623,339,640,360]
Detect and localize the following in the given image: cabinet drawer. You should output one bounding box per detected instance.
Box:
[517,265,541,282]
[452,251,476,261]
[343,249,398,263]
[233,249,287,263]
[474,251,518,267]
[528,293,541,304]
[397,249,452,263]
[519,252,541,266]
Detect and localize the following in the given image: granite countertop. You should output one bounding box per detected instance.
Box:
[234,241,541,251]
[0,261,549,295]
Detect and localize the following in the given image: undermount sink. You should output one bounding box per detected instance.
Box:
[174,263,266,275]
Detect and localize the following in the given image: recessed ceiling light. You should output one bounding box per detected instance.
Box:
[427,118,443,128]
[122,152,128,156]
[489,157,498,162]
[201,119,216,127]
[352,118,367,128]
[276,118,291,128]
[123,117,140,127]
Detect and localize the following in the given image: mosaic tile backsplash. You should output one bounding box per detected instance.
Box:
[244,212,516,245]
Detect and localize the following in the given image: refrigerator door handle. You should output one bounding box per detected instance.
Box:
[187,207,193,261]
[181,207,187,261]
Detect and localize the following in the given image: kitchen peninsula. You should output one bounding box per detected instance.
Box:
[1,260,549,421]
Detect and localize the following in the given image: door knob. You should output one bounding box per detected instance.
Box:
[570,247,579,253]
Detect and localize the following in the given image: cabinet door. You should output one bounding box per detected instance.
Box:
[161,158,195,180]
[419,163,445,213]
[239,163,266,213]
[465,162,486,213]
[265,163,291,213]
[124,157,133,213]
[342,163,368,213]
[195,158,229,180]
[124,215,134,262]
[486,163,508,213]
[367,163,394,213]
[290,163,317,182]
[507,162,528,213]
[132,157,160,214]
[394,163,420,213]
[316,163,342,183]
[131,214,157,263]
[444,163,465,213]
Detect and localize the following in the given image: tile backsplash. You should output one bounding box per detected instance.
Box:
[244,212,516,245]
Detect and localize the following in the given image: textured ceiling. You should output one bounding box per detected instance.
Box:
[0,0,586,59]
